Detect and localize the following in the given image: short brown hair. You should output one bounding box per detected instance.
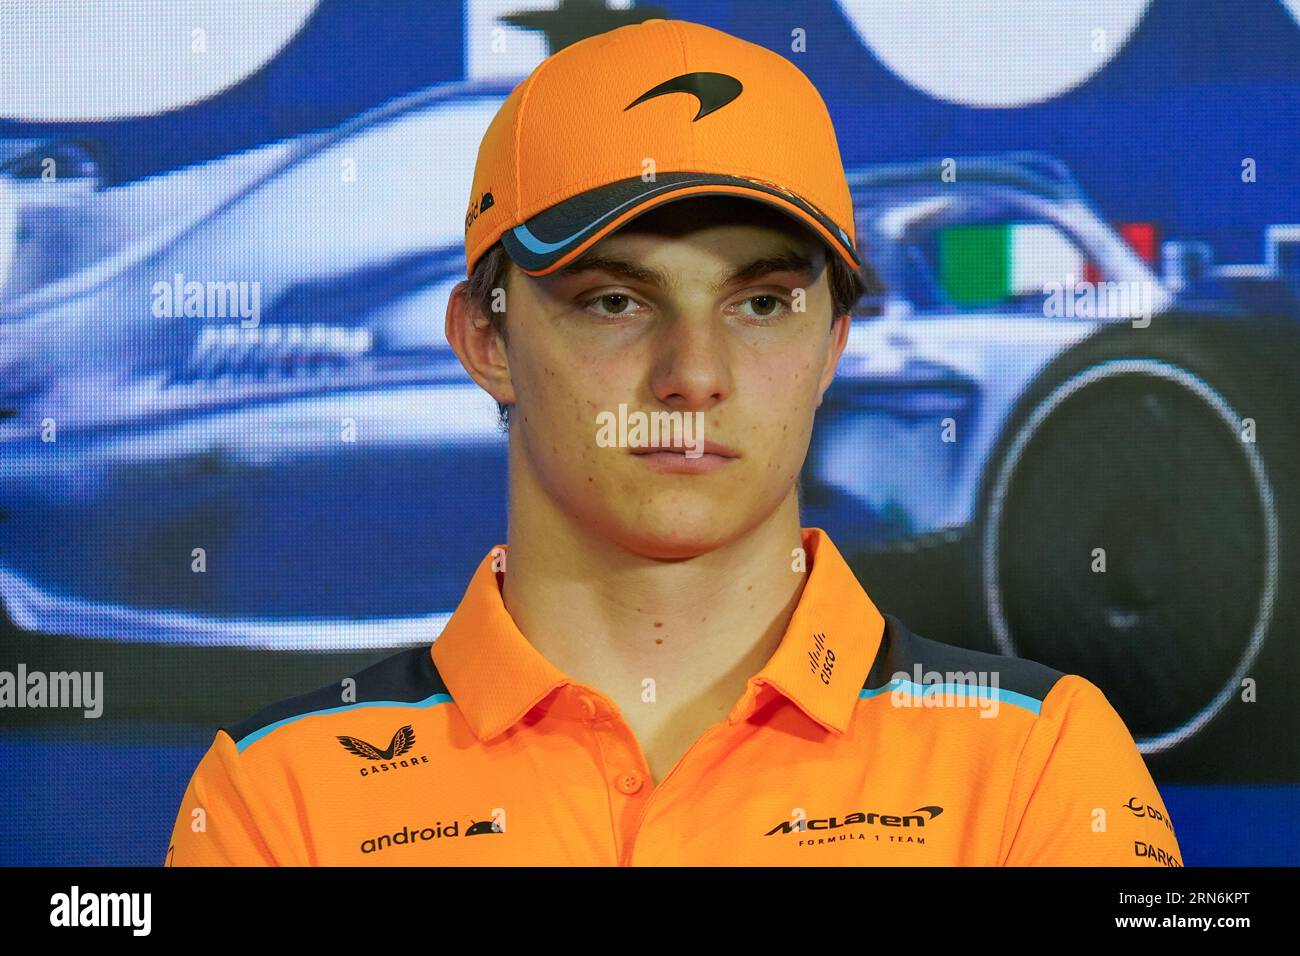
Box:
[463,235,882,430]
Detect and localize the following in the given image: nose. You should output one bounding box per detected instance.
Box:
[648,313,733,411]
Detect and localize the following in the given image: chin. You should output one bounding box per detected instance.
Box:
[608,506,744,560]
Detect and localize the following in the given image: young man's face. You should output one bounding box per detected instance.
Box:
[466,197,851,559]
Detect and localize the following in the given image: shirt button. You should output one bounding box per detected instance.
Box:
[578,695,598,719]
[616,771,643,795]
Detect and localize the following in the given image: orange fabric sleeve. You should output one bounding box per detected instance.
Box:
[164,730,307,867]
[999,674,1184,867]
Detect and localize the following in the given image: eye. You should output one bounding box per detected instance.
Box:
[735,293,791,322]
[595,293,634,315]
[582,292,647,320]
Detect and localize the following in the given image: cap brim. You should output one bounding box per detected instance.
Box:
[500,172,860,277]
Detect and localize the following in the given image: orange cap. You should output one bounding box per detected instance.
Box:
[463,18,860,279]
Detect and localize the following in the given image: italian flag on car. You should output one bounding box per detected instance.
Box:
[939,223,1084,305]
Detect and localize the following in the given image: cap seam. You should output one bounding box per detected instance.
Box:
[798,54,851,246]
[514,50,560,243]
[821,101,853,248]
[767,49,853,247]
[669,19,694,167]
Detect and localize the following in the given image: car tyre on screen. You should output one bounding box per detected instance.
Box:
[965,318,1300,760]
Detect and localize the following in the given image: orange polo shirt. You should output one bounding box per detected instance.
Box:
[165,527,1182,866]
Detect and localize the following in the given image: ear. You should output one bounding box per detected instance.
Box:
[445,280,516,407]
[815,311,851,407]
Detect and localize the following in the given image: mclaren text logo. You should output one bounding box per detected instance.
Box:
[336,724,429,777]
[766,805,944,846]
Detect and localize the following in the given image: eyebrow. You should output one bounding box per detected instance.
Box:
[552,249,820,289]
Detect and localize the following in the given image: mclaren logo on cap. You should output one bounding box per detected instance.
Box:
[625,71,743,121]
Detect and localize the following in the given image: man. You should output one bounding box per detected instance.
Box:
[166,18,1182,866]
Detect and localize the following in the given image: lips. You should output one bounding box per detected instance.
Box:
[630,440,739,458]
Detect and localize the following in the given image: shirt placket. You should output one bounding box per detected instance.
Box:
[573,690,654,865]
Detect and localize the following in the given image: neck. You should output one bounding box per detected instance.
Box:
[500,460,809,713]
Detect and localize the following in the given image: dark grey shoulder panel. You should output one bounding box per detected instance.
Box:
[221,644,450,744]
[865,612,1066,704]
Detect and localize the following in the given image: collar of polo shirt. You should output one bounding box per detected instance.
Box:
[430,527,885,742]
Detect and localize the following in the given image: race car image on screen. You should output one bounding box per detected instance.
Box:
[804,154,1299,757]
[0,84,1296,762]
[0,82,517,652]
